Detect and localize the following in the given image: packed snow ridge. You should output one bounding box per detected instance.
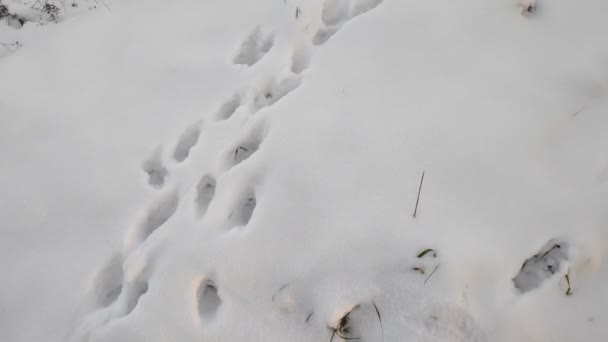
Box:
[1,0,608,341]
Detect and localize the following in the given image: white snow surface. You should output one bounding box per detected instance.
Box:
[1,0,608,341]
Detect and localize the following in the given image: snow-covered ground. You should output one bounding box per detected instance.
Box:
[1,0,608,341]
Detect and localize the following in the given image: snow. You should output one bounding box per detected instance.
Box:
[1,0,608,341]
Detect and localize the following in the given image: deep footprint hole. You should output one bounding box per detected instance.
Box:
[125,280,149,315]
[229,192,256,228]
[173,123,201,162]
[253,75,302,111]
[196,175,216,216]
[312,25,340,46]
[197,280,222,319]
[142,149,168,188]
[322,0,350,26]
[232,144,257,166]
[230,130,265,167]
[93,254,124,308]
[291,46,312,74]
[351,0,384,17]
[216,93,242,121]
[513,239,568,293]
[232,26,274,67]
[138,191,180,243]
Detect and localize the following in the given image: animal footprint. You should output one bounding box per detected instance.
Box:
[315,0,383,45]
[253,75,302,111]
[291,45,312,74]
[229,135,263,169]
[351,0,384,17]
[312,25,340,46]
[124,280,149,315]
[216,93,243,121]
[232,145,257,166]
[323,0,383,23]
[513,239,568,293]
[228,192,256,228]
[225,120,268,170]
[131,191,180,246]
[142,148,168,188]
[197,279,222,319]
[196,175,216,216]
[321,0,350,26]
[173,122,202,162]
[92,254,124,308]
[232,26,274,66]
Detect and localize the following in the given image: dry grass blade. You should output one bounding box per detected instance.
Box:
[234,146,248,160]
[305,312,314,323]
[371,300,384,341]
[271,283,288,302]
[413,171,425,218]
[329,305,361,342]
[564,272,573,296]
[417,248,436,258]
[330,329,337,342]
[412,266,425,274]
[424,265,439,284]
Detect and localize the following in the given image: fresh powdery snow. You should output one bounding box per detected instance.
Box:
[1,0,608,341]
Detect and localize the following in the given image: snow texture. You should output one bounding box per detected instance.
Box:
[2,0,608,341]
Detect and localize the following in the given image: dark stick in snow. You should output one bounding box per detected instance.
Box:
[424,265,439,284]
[413,171,425,218]
[371,300,384,341]
[305,312,314,323]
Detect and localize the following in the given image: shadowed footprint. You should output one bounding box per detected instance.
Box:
[137,191,180,243]
[232,144,257,166]
[142,148,168,188]
[253,75,302,111]
[322,0,350,26]
[513,239,568,293]
[315,0,383,45]
[226,121,268,169]
[312,25,340,46]
[196,175,216,216]
[230,134,262,168]
[197,280,222,319]
[291,45,312,74]
[232,26,274,66]
[125,280,149,315]
[174,122,202,162]
[229,192,256,228]
[216,93,243,121]
[92,254,124,308]
[352,0,384,17]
